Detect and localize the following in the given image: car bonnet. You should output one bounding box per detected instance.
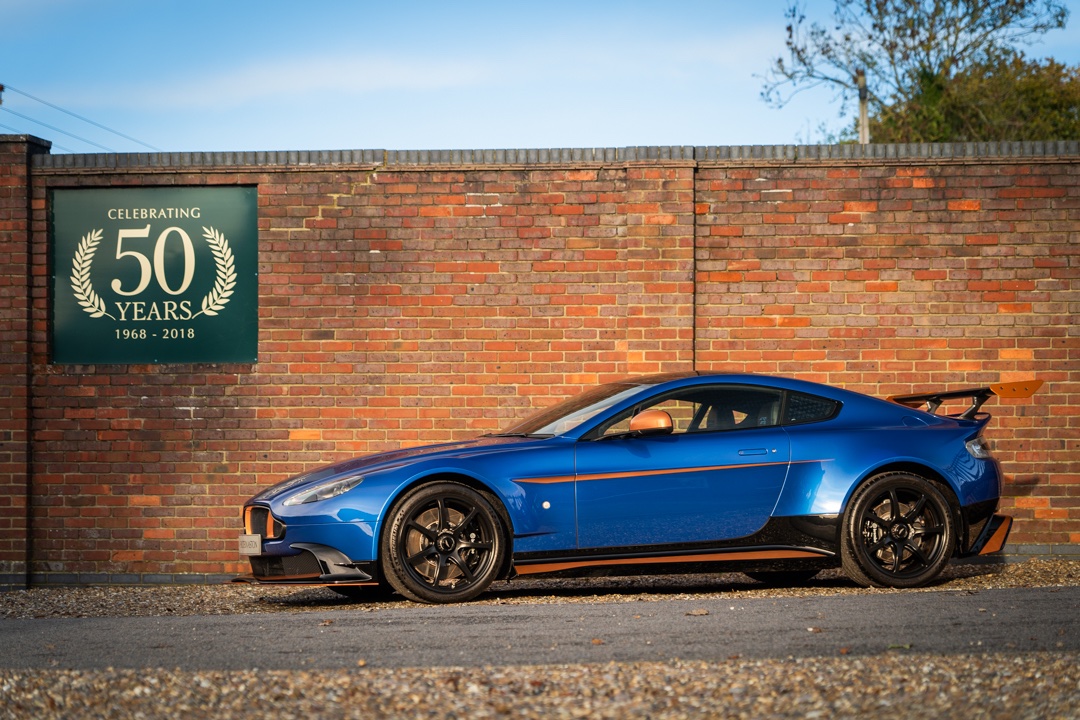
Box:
[247,435,543,503]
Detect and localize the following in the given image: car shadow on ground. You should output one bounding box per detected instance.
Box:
[254,561,1006,610]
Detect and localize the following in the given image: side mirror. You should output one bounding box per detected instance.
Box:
[629,409,674,437]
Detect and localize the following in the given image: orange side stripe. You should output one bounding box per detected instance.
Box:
[517,473,576,485]
[514,548,825,575]
[515,458,831,485]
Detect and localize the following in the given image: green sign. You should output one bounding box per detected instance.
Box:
[51,187,258,364]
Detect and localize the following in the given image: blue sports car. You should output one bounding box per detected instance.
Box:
[238,373,1040,603]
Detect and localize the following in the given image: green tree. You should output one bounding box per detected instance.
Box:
[870,52,1080,141]
[762,0,1073,141]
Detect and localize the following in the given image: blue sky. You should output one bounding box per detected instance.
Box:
[3,0,1079,154]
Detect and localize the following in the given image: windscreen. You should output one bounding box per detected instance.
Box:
[497,382,651,437]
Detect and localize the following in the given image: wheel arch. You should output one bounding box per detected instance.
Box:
[843,461,964,554]
[377,471,517,581]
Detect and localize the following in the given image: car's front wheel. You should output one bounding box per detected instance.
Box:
[841,472,955,588]
[381,481,507,604]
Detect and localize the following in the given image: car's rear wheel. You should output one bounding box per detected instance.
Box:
[841,472,955,588]
[381,482,506,604]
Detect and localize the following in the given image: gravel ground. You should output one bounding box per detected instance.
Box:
[1,559,1077,719]
[1,653,1077,720]
[1,558,1077,620]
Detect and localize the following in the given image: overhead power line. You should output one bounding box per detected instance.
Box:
[0,83,162,152]
[0,105,116,151]
[0,118,75,151]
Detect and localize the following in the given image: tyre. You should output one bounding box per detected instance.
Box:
[841,472,955,588]
[743,570,819,586]
[380,482,507,604]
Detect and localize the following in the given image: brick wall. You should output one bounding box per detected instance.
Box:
[3,139,1077,585]
[0,136,49,589]
[693,156,1078,548]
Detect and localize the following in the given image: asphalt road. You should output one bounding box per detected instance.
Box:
[0,586,1075,671]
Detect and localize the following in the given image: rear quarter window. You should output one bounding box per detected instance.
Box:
[783,392,840,426]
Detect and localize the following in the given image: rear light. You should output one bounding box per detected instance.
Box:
[966,436,992,459]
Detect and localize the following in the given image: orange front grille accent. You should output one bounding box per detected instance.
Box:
[244,506,282,539]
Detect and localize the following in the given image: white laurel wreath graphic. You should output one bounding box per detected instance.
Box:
[69,226,237,321]
[70,229,116,320]
[192,226,236,318]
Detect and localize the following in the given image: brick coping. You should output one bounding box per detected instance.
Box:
[12,139,1080,170]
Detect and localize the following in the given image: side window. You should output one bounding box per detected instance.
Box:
[595,385,783,438]
[702,387,782,431]
[783,392,840,425]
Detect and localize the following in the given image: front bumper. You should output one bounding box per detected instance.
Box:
[239,502,379,585]
[236,542,379,586]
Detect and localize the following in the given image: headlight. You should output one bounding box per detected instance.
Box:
[282,476,364,506]
[965,436,992,459]
[252,472,315,502]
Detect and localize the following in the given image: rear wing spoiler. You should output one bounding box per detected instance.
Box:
[888,379,1043,420]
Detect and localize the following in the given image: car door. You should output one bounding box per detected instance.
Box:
[573,385,791,549]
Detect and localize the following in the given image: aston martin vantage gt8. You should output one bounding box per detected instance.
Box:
[238,373,1039,603]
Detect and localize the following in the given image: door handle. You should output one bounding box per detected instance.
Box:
[738,448,769,456]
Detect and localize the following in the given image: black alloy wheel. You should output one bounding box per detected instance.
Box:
[381,482,507,604]
[841,472,955,588]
